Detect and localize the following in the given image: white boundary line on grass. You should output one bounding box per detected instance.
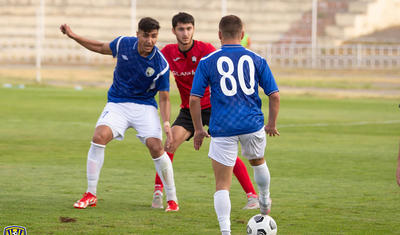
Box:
[279,120,400,128]
[5,119,400,129]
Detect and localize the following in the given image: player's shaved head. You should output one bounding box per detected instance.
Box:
[172,12,195,28]
[138,17,160,32]
[219,15,243,40]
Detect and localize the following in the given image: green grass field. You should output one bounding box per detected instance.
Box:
[0,84,399,234]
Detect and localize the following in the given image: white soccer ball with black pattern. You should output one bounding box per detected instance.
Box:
[246,214,277,235]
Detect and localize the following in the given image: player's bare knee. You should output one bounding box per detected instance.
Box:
[92,135,104,145]
[249,158,265,166]
[92,125,113,145]
[146,138,164,157]
[149,146,164,158]
[92,132,111,145]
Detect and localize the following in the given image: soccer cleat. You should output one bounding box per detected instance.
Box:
[165,200,179,212]
[151,190,164,209]
[259,198,272,215]
[243,195,260,210]
[73,192,97,209]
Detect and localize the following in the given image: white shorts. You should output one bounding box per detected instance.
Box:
[208,127,266,167]
[95,102,162,144]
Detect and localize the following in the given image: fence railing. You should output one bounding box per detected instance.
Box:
[1,42,400,70]
[253,43,400,70]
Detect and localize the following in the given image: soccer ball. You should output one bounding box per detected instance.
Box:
[246,214,277,235]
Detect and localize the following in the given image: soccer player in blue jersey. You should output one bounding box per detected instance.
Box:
[60,17,179,212]
[189,15,280,235]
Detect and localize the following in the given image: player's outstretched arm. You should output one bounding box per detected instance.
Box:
[159,91,173,149]
[189,95,209,150]
[60,24,112,55]
[265,92,280,137]
[396,144,400,187]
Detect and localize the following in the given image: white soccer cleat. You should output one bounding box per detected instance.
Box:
[259,198,272,215]
[151,190,164,209]
[243,195,260,210]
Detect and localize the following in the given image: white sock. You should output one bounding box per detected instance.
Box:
[86,142,105,195]
[214,190,231,234]
[153,152,177,202]
[252,163,270,204]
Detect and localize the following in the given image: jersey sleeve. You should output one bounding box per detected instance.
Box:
[109,36,123,58]
[258,58,279,96]
[190,60,209,97]
[157,52,170,91]
[157,69,170,91]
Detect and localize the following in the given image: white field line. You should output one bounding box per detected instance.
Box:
[279,120,400,128]
[5,119,400,129]
[5,119,94,127]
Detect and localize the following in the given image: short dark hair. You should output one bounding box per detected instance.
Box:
[219,15,243,39]
[172,12,195,28]
[138,17,160,32]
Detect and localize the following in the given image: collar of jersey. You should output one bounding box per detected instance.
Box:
[178,40,196,57]
[222,44,243,48]
[133,41,157,60]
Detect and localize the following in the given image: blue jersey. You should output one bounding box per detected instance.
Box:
[108,36,169,108]
[191,44,278,137]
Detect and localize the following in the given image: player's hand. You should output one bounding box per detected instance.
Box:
[265,125,280,137]
[396,157,400,187]
[397,167,400,187]
[163,122,173,150]
[60,24,74,38]
[193,129,209,150]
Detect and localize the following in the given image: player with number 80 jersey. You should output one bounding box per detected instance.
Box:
[191,45,279,137]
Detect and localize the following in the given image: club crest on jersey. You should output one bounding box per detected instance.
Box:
[3,225,27,235]
[145,67,155,77]
[121,54,129,61]
[191,56,197,63]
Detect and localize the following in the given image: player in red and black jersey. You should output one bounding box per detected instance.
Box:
[151,12,259,210]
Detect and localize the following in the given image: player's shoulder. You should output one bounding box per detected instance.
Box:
[119,36,137,45]
[194,40,216,53]
[195,40,214,48]
[199,48,222,62]
[154,48,169,68]
[161,43,178,53]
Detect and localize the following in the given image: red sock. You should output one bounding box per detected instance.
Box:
[233,157,257,197]
[154,152,175,192]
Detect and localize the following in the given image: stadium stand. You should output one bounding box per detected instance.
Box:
[325,0,400,45]
[0,0,399,68]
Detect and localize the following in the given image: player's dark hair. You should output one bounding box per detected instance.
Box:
[138,17,160,32]
[219,15,243,39]
[172,12,195,28]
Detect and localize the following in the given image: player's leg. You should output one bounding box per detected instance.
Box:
[240,128,272,215]
[232,157,259,209]
[202,106,258,209]
[152,108,193,207]
[212,160,233,235]
[86,125,113,194]
[134,104,179,212]
[249,158,271,215]
[74,103,128,209]
[209,135,238,235]
[146,138,179,212]
[153,125,191,208]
